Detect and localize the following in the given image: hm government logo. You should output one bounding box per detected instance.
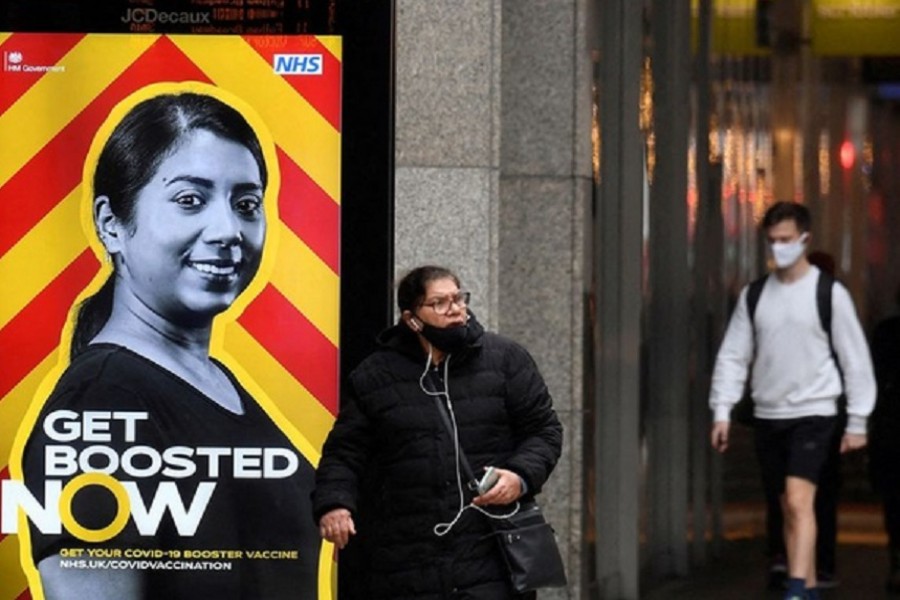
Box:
[273,54,323,76]
[4,50,66,74]
[3,50,23,72]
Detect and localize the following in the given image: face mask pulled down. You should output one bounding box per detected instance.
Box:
[417,320,470,354]
[769,233,808,269]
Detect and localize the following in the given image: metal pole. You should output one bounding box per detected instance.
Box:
[593,0,643,596]
[648,0,691,579]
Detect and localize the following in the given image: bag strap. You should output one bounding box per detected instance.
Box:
[422,363,521,537]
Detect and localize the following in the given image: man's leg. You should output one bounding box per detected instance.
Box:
[755,419,790,590]
[782,416,838,599]
[783,476,818,589]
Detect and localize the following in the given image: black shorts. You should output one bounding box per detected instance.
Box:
[754,416,839,493]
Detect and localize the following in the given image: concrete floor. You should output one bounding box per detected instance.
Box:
[643,538,891,599]
[643,503,894,599]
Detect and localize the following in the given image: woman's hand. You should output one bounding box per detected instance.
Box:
[319,508,356,549]
[472,467,522,506]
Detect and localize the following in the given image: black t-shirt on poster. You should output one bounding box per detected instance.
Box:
[22,344,320,599]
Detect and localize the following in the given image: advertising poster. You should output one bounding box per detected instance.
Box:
[0,32,341,599]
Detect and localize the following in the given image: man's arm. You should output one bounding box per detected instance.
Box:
[710,421,731,453]
[831,284,877,449]
[840,433,867,453]
[708,286,756,435]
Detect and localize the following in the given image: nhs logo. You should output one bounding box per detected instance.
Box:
[273,54,323,76]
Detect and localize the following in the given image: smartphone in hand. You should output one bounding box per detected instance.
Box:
[476,467,500,495]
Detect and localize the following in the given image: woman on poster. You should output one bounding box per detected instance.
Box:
[20,87,320,599]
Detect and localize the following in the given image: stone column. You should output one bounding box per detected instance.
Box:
[498,2,590,599]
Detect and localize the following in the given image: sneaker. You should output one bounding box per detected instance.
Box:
[783,576,810,599]
[816,570,840,589]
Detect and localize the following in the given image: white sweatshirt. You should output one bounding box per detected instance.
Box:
[709,266,876,434]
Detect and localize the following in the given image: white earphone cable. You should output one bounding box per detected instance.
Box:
[418,347,519,537]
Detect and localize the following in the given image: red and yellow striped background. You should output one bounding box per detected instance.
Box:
[0,33,341,599]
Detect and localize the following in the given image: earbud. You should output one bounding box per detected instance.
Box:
[408,318,420,332]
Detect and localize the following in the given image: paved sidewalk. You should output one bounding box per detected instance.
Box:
[643,503,893,599]
[644,537,891,599]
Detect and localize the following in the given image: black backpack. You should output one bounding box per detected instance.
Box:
[731,269,841,425]
[746,270,840,375]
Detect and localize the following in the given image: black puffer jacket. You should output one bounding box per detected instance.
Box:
[312,317,563,599]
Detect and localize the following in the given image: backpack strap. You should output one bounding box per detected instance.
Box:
[745,275,768,328]
[816,269,834,338]
[736,275,768,424]
[744,275,768,372]
[747,271,835,338]
[816,270,843,385]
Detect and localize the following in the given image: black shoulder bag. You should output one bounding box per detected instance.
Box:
[430,390,567,593]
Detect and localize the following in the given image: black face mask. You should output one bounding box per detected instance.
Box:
[416,319,470,354]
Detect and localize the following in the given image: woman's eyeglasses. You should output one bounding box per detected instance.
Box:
[420,291,470,315]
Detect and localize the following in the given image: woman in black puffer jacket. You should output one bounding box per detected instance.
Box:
[312,265,563,600]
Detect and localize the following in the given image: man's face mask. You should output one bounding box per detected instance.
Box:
[769,232,809,269]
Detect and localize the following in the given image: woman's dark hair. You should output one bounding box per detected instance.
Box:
[71,92,268,359]
[761,200,812,233]
[397,265,461,312]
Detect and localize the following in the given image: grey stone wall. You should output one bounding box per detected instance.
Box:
[499,3,591,599]
[394,0,501,325]
[394,1,591,598]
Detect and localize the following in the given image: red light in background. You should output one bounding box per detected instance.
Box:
[840,140,855,170]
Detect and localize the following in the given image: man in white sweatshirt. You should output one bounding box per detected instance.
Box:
[709,201,876,600]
